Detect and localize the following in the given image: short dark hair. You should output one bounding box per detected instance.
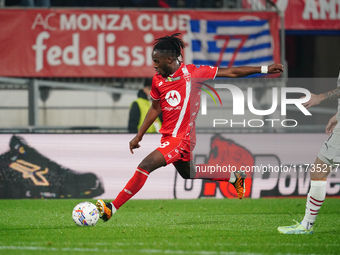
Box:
[153,33,185,59]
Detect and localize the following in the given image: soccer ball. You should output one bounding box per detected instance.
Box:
[72,202,99,226]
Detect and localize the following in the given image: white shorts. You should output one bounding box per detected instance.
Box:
[318,132,340,166]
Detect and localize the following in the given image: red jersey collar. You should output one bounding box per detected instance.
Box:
[168,63,185,78]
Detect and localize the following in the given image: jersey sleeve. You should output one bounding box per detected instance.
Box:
[190,64,218,80]
[150,76,160,100]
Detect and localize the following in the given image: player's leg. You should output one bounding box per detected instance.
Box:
[111,149,166,209]
[299,156,331,230]
[278,157,332,234]
[278,131,338,234]
[173,160,246,199]
[174,160,233,180]
[96,149,166,222]
[173,160,192,179]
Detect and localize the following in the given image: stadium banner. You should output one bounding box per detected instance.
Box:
[242,0,340,30]
[0,133,339,199]
[0,9,280,77]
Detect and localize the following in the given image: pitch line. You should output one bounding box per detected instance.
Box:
[0,245,316,255]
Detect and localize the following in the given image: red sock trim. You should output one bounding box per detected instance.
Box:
[310,196,324,204]
[310,200,322,207]
[136,167,150,176]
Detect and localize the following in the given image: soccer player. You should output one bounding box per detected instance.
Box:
[278,70,340,234]
[96,33,284,222]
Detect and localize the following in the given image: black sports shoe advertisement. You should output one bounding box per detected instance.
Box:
[0,135,104,199]
[1,133,339,199]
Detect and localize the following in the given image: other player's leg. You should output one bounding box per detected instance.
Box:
[96,149,166,222]
[278,157,332,234]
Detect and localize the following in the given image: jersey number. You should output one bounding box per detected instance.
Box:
[159,141,170,148]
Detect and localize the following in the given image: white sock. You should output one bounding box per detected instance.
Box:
[301,180,326,230]
[229,172,236,183]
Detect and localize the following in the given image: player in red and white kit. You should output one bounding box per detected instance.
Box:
[150,62,216,166]
[96,33,284,221]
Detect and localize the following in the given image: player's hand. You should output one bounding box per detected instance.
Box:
[326,114,337,135]
[129,136,142,154]
[302,93,325,109]
[268,63,284,74]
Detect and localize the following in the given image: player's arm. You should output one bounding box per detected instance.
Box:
[216,63,283,78]
[326,113,338,135]
[129,99,162,154]
[303,87,340,109]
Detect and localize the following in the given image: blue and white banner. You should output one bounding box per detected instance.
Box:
[188,19,274,69]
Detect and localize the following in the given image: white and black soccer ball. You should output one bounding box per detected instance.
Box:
[72,202,99,226]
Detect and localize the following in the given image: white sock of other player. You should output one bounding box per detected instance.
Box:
[301,180,326,230]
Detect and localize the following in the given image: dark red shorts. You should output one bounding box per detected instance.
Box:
[156,136,193,165]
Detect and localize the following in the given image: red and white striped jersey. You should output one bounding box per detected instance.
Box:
[150,63,218,142]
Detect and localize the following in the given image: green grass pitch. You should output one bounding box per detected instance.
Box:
[0,198,339,255]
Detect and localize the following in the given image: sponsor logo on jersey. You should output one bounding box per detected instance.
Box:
[165,90,181,107]
[164,106,182,111]
[166,76,181,82]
